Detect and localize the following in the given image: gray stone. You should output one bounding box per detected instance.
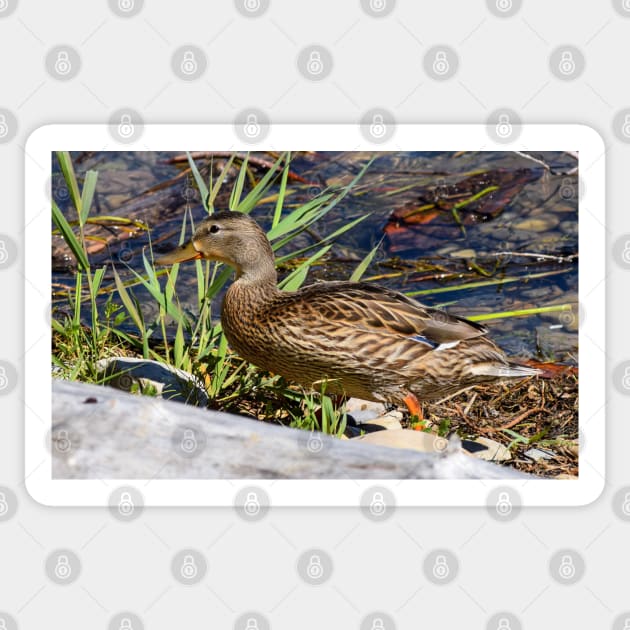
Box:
[96,357,209,406]
[52,380,532,480]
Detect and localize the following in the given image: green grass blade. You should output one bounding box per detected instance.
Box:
[185,152,210,211]
[468,304,573,322]
[207,154,236,210]
[279,245,332,291]
[52,200,90,271]
[113,266,145,334]
[56,151,82,217]
[350,238,382,282]
[235,153,287,215]
[80,170,99,226]
[405,269,571,298]
[273,151,291,227]
[274,213,369,262]
[229,153,250,210]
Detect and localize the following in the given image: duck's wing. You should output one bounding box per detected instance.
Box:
[278,281,489,348]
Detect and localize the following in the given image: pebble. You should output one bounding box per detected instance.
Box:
[352,429,450,453]
[450,248,477,259]
[513,217,560,232]
[524,447,556,462]
[96,357,209,406]
[462,436,511,462]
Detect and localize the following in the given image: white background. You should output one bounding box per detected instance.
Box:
[1,2,627,629]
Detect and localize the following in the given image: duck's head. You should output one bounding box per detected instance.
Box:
[156,211,276,283]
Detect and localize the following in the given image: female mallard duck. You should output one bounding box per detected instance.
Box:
[158,211,538,416]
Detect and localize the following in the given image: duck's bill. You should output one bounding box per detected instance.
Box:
[155,241,202,265]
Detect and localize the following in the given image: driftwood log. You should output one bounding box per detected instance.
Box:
[52,380,528,480]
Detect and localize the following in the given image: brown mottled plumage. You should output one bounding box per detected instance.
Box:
[157,211,539,414]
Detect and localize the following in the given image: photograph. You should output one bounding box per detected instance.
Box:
[50,148,578,482]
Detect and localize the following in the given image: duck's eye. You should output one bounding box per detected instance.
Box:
[209,224,220,234]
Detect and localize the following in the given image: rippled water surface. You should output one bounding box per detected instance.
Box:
[52,150,579,363]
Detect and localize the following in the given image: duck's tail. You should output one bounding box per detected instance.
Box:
[471,361,541,378]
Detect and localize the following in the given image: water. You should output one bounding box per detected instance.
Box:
[52,150,578,363]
